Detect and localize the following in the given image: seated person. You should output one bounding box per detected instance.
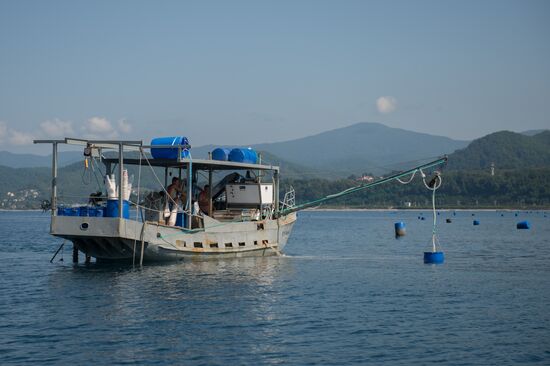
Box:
[165,178,186,225]
[198,184,211,216]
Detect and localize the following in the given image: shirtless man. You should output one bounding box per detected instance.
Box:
[166,177,182,204]
[198,184,211,215]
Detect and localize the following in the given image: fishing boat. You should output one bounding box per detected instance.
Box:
[34,137,447,264]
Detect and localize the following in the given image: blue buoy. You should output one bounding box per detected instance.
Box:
[453,212,456,216]
[517,221,530,229]
[446,218,452,223]
[515,213,518,217]
[473,220,480,225]
[472,213,475,216]
[421,217,426,221]
[501,213,504,217]
[394,222,406,237]
[424,251,444,264]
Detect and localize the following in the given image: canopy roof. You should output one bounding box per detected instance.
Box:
[34,137,279,172]
[103,157,279,171]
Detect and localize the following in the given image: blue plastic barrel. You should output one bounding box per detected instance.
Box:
[212,148,231,161]
[65,207,78,216]
[176,212,187,227]
[517,221,530,229]
[150,136,190,160]
[473,220,480,225]
[229,148,258,164]
[79,206,89,216]
[105,200,130,218]
[394,222,406,237]
[57,207,64,216]
[424,251,445,264]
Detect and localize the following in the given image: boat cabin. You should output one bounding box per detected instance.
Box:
[34,138,281,230]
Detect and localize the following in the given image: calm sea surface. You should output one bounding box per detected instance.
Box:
[0,210,549,365]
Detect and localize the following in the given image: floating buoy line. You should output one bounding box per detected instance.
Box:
[275,156,449,264]
[393,167,445,263]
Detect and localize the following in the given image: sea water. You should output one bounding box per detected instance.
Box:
[0,210,548,365]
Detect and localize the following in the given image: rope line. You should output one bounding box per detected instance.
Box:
[277,156,447,216]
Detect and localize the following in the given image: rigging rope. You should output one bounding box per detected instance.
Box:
[276,156,447,217]
[421,171,443,252]
[132,148,143,266]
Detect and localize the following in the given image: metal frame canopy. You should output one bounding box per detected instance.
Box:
[34,137,279,171]
[34,137,281,229]
[104,157,279,172]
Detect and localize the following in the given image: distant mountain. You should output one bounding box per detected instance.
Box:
[521,129,549,136]
[0,123,470,174]
[251,122,469,175]
[447,130,550,170]
[0,150,82,168]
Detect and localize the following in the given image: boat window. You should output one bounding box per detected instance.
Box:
[176,240,186,247]
[210,243,218,248]
[238,242,246,247]
[254,240,258,246]
[194,242,203,248]
[224,242,233,248]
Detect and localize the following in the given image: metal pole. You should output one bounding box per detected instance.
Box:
[186,162,193,229]
[274,170,279,212]
[118,143,124,218]
[208,168,213,216]
[258,153,261,183]
[72,245,78,263]
[105,162,112,177]
[51,142,58,220]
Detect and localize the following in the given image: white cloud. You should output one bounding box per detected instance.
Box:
[117,119,132,134]
[40,118,74,137]
[0,121,7,142]
[82,116,119,138]
[9,129,34,145]
[0,121,34,145]
[376,96,397,114]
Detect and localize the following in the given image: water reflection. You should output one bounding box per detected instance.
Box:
[44,256,296,363]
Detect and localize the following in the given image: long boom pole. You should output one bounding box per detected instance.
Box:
[276,156,448,217]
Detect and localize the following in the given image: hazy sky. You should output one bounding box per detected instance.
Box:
[1,0,549,153]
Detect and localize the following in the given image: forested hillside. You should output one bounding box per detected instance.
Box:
[447,131,550,170]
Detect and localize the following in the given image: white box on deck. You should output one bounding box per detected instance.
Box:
[226,183,273,206]
[259,184,273,204]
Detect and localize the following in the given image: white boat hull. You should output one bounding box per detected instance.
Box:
[51,213,297,262]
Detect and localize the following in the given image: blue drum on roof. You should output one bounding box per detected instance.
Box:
[150,136,190,160]
[212,148,231,161]
[229,148,258,164]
